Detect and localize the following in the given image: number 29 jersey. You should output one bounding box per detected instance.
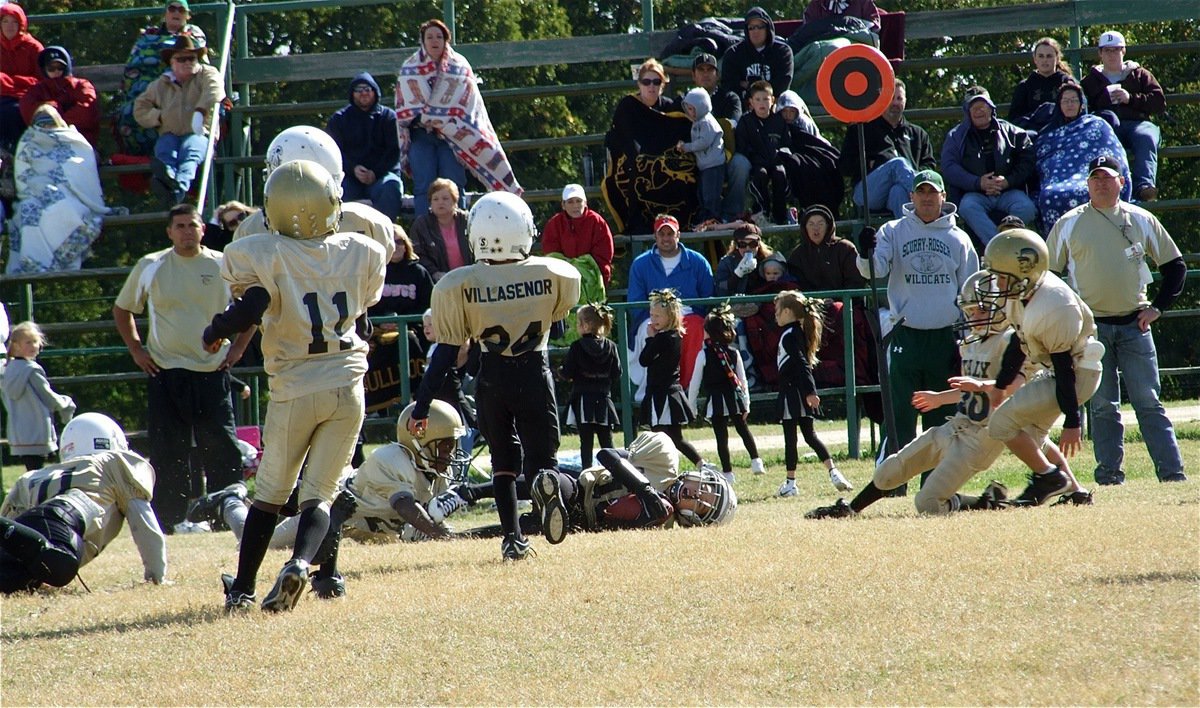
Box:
[221,231,387,401]
[432,257,581,356]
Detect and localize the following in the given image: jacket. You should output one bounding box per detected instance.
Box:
[680,88,725,171]
[1,357,74,456]
[132,63,225,136]
[541,207,615,284]
[718,7,794,101]
[410,210,471,278]
[627,245,714,328]
[1008,69,1075,128]
[19,46,100,146]
[839,114,935,185]
[0,4,44,99]
[326,72,403,184]
[787,234,865,293]
[940,93,1036,203]
[1080,61,1165,123]
[735,109,790,169]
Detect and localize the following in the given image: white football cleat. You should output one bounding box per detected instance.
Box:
[829,467,853,492]
[778,478,798,497]
[750,458,766,475]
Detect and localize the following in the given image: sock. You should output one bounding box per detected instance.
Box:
[493,475,520,539]
[233,505,278,595]
[850,482,885,513]
[223,499,249,540]
[292,504,331,563]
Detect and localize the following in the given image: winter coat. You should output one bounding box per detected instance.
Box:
[1080,61,1165,123]
[133,63,224,136]
[19,46,100,146]
[680,88,725,171]
[940,93,1036,203]
[326,72,403,185]
[542,207,615,284]
[1,357,74,456]
[0,4,43,99]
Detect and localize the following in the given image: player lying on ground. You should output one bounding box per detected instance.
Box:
[0,413,168,593]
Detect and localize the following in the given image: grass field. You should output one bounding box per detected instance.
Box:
[1,418,1198,705]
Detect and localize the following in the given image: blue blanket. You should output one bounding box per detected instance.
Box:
[1035,114,1130,229]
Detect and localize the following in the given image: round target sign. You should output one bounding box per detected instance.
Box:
[816,44,895,124]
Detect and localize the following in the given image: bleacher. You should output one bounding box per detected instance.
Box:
[3,0,1198,453]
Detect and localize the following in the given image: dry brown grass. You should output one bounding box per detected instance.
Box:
[2,456,1198,706]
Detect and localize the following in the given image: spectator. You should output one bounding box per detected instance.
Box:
[369,228,433,330]
[326,72,404,222]
[777,90,820,138]
[1008,37,1075,133]
[856,170,978,495]
[409,178,470,282]
[678,53,748,222]
[839,79,936,219]
[941,86,1037,246]
[719,7,794,105]
[1045,155,1187,485]
[113,203,250,533]
[735,80,791,225]
[714,223,774,297]
[676,88,725,225]
[803,0,882,33]
[204,200,257,252]
[1081,30,1166,202]
[778,113,843,219]
[18,47,99,149]
[115,0,207,156]
[787,204,865,293]
[0,3,43,154]
[541,183,615,285]
[133,33,224,207]
[1,321,75,471]
[396,18,520,218]
[6,105,116,274]
[1035,82,1130,228]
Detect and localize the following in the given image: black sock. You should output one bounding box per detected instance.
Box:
[292,504,331,563]
[233,505,278,595]
[850,482,885,513]
[493,475,520,538]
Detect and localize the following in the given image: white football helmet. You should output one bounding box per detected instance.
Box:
[263,159,341,239]
[264,125,345,190]
[60,413,129,461]
[956,269,1008,343]
[468,191,536,260]
[668,465,736,527]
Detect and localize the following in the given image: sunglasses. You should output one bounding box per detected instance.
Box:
[352,86,375,94]
[639,77,663,87]
[222,212,248,229]
[747,23,768,30]
[171,55,198,64]
[736,239,760,248]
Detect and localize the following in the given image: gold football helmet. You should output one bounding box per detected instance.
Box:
[263,159,341,240]
[396,400,469,482]
[981,228,1049,305]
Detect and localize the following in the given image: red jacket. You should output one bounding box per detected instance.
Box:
[541,207,615,284]
[0,4,43,98]
[20,76,100,146]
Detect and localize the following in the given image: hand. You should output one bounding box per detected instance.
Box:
[221,338,248,370]
[1059,426,1083,457]
[204,336,226,355]
[129,344,160,376]
[239,385,251,401]
[1111,87,1130,104]
[406,415,428,438]
[354,165,376,185]
[646,322,659,336]
[986,383,1007,409]
[856,226,876,256]
[948,375,989,393]
[911,390,939,412]
[805,393,821,409]
[1137,306,1160,332]
[675,140,685,152]
[60,400,77,424]
[191,110,206,136]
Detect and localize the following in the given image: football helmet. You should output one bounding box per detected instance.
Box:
[667,465,736,527]
[263,159,341,240]
[981,228,1049,307]
[956,269,1008,343]
[468,191,536,260]
[60,413,129,461]
[396,401,470,483]
[264,125,345,188]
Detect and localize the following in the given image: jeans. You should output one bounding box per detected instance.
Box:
[153,132,209,196]
[1090,320,1183,482]
[342,172,404,222]
[1114,119,1160,193]
[697,165,724,222]
[409,128,467,216]
[957,189,1038,245]
[852,156,914,218]
[722,153,750,222]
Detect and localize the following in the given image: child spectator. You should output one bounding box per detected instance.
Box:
[1008,37,1075,133]
[541,184,615,285]
[562,303,621,469]
[18,46,100,148]
[776,90,820,138]
[687,305,764,485]
[676,88,726,225]
[418,309,478,436]
[1,322,75,470]
[735,81,791,225]
[773,291,850,497]
[759,255,792,285]
[640,289,705,469]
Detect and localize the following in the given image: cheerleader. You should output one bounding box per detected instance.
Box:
[687,304,764,485]
[774,290,851,497]
[640,289,705,468]
[562,303,621,468]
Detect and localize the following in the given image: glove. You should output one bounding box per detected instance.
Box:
[59,399,76,424]
[856,226,877,256]
[733,251,757,278]
[191,110,206,136]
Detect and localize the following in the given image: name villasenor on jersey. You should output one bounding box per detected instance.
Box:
[464,278,554,304]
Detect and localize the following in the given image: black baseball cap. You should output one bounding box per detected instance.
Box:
[692,53,719,70]
[1088,155,1121,177]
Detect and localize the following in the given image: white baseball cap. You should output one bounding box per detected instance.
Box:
[1098,31,1125,48]
[561,183,586,202]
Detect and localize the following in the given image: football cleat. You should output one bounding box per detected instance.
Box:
[186,482,247,527]
[750,458,766,475]
[1051,489,1095,507]
[427,488,470,523]
[500,534,533,561]
[309,572,346,599]
[969,480,1010,510]
[829,467,853,492]
[1015,467,1074,507]
[531,471,568,545]
[778,478,798,497]
[222,573,256,614]
[261,559,309,613]
[805,498,856,519]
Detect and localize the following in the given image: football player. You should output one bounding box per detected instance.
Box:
[203,159,387,613]
[1,413,168,593]
[407,192,581,561]
[807,271,1085,519]
[978,228,1106,505]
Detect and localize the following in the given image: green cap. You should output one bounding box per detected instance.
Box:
[166,0,189,11]
[913,169,945,192]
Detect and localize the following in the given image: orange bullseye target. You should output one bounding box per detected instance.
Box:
[816,44,895,124]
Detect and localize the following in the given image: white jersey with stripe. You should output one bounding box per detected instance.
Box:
[345,443,449,538]
[235,201,396,263]
[1005,272,1102,371]
[954,330,1015,427]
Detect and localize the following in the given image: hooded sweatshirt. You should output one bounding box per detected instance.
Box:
[776,90,820,138]
[1080,60,1165,122]
[19,46,100,146]
[326,72,403,185]
[680,88,725,170]
[563,333,621,397]
[1,357,74,456]
[940,91,1036,203]
[719,7,794,101]
[787,205,865,292]
[1008,69,1074,127]
[0,3,44,98]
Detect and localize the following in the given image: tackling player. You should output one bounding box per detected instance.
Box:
[204,159,387,613]
[1,413,168,593]
[407,192,581,561]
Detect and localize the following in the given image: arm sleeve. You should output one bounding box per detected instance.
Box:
[413,341,459,419]
[126,498,168,583]
[639,332,663,368]
[735,351,750,409]
[686,348,705,410]
[994,333,1027,389]
[1005,127,1037,188]
[770,44,794,98]
[1050,350,1081,428]
[1151,257,1186,312]
[132,83,161,128]
[592,219,615,283]
[24,365,73,412]
[1008,81,1030,122]
[540,215,564,256]
[203,286,270,344]
[390,491,448,538]
[1127,70,1166,115]
[940,128,979,193]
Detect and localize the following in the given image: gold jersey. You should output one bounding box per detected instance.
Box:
[235,201,396,262]
[1005,272,1101,371]
[345,443,449,539]
[954,330,1015,426]
[220,231,387,401]
[432,257,581,354]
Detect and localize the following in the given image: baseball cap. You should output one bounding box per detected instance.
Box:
[1098,30,1125,48]
[692,52,719,70]
[1088,155,1122,177]
[561,183,586,202]
[166,0,189,10]
[912,169,945,192]
[653,214,681,234]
